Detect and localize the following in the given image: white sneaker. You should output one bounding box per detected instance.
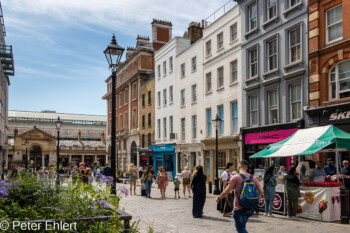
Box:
[267,214,272,217]
[263,213,267,216]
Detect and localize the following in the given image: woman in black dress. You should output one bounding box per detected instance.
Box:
[191,166,207,218]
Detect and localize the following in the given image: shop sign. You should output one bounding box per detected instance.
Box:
[245,128,298,144]
[329,111,350,121]
[272,194,282,210]
[258,195,265,208]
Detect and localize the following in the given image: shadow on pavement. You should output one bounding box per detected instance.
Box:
[201,216,231,222]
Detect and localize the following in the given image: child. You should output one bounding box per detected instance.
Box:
[174,176,181,198]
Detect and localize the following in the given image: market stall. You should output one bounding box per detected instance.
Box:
[250,125,350,222]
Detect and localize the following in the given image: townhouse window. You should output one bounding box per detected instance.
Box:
[192,115,197,139]
[169,85,174,103]
[206,72,212,92]
[181,89,185,106]
[267,38,277,71]
[267,0,277,20]
[206,40,212,56]
[326,4,343,43]
[157,65,161,78]
[218,151,227,172]
[181,118,186,141]
[217,67,224,89]
[163,89,167,105]
[192,56,197,71]
[142,94,145,108]
[191,84,197,103]
[132,108,137,129]
[206,108,212,137]
[119,115,123,129]
[230,61,238,83]
[249,47,258,78]
[108,99,111,113]
[169,116,174,134]
[157,91,161,107]
[169,56,173,72]
[141,134,145,148]
[132,83,137,99]
[231,102,238,133]
[116,95,118,110]
[163,118,167,139]
[124,112,128,129]
[157,119,161,139]
[290,83,302,120]
[148,113,152,128]
[230,23,237,41]
[148,133,151,146]
[249,95,258,126]
[181,63,186,77]
[123,139,126,150]
[248,3,257,31]
[330,60,350,100]
[125,88,128,104]
[133,61,137,72]
[289,0,300,7]
[142,115,145,129]
[119,92,123,107]
[217,32,223,50]
[163,61,167,76]
[289,27,301,63]
[217,105,224,135]
[148,91,151,105]
[268,90,278,124]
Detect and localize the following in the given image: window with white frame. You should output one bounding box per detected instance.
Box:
[157,91,161,107]
[267,0,277,20]
[119,114,123,129]
[289,27,301,63]
[181,63,186,77]
[268,90,278,124]
[267,38,277,71]
[248,3,257,31]
[169,116,174,134]
[125,88,129,104]
[163,61,167,76]
[249,47,258,78]
[181,118,186,141]
[230,61,238,83]
[326,4,343,43]
[290,83,302,120]
[206,72,212,92]
[230,23,237,41]
[192,56,197,71]
[289,0,300,8]
[217,105,224,135]
[329,60,350,100]
[206,108,212,137]
[217,32,223,50]
[181,89,185,106]
[132,83,137,99]
[169,85,173,103]
[192,115,197,139]
[231,102,238,133]
[169,56,173,72]
[157,65,161,78]
[249,95,258,126]
[163,118,167,139]
[163,89,167,105]
[157,119,161,139]
[217,67,224,89]
[132,108,137,129]
[124,112,128,129]
[192,84,197,103]
[206,40,212,56]
[133,61,137,72]
[119,92,123,107]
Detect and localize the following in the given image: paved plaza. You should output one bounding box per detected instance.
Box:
[118,182,350,233]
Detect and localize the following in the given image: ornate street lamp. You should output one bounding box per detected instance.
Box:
[104,34,124,194]
[55,116,62,186]
[116,138,119,170]
[25,139,29,169]
[212,114,222,195]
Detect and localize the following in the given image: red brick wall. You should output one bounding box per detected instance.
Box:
[157,27,169,42]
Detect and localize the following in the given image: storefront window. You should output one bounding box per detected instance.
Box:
[218,150,226,175]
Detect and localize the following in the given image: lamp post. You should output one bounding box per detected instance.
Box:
[116,138,119,169]
[104,34,124,194]
[25,139,29,169]
[212,114,222,195]
[55,116,62,187]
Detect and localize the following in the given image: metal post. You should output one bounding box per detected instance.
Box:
[1,146,4,180]
[214,127,220,195]
[111,70,117,194]
[25,145,28,169]
[56,130,60,190]
[340,185,349,224]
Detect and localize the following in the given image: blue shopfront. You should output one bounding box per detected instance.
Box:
[149,144,176,180]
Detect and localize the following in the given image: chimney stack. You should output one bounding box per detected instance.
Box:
[188,22,203,44]
[151,19,172,51]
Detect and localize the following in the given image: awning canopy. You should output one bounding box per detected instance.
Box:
[251,125,350,158]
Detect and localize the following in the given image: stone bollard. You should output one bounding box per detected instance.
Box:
[208,181,212,193]
[340,185,349,224]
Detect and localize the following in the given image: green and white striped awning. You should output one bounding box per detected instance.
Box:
[251,125,350,158]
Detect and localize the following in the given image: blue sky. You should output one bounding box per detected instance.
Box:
[3,0,229,115]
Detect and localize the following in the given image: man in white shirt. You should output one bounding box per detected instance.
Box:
[221,162,235,217]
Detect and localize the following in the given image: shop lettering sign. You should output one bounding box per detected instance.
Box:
[329,111,350,121]
[245,128,298,144]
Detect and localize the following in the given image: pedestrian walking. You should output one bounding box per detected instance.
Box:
[129,163,138,195]
[180,166,192,198]
[174,176,181,198]
[285,166,300,218]
[71,166,78,184]
[156,167,168,198]
[80,169,88,185]
[49,167,55,184]
[263,166,277,217]
[139,166,144,178]
[221,162,235,217]
[102,163,111,177]
[10,166,18,179]
[191,166,206,218]
[144,166,155,198]
[86,168,94,184]
[216,160,263,233]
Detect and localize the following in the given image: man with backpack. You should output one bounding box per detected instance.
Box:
[216,160,263,233]
[221,162,235,217]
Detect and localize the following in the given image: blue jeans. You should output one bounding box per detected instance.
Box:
[264,198,273,214]
[145,181,152,196]
[233,208,254,233]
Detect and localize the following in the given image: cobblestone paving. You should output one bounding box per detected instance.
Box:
[118,183,350,233]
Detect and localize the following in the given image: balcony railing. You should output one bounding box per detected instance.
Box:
[204,0,237,28]
[0,45,14,76]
